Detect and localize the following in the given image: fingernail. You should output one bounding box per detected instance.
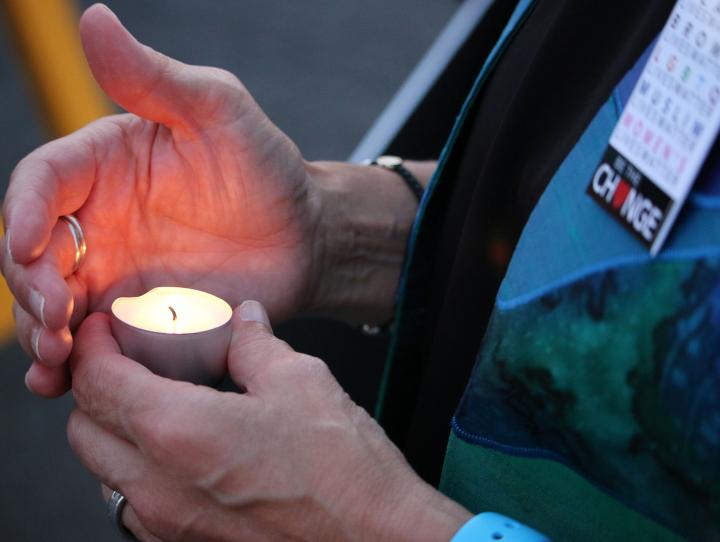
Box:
[29,289,47,328]
[24,370,33,392]
[31,327,43,362]
[239,300,271,328]
[5,229,13,264]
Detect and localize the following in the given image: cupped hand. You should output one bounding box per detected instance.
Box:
[66,301,470,541]
[2,4,320,396]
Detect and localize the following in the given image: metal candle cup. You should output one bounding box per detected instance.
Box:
[110,287,233,385]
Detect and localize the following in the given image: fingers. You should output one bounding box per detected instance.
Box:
[6,221,89,396]
[101,485,162,542]
[13,302,72,368]
[228,300,294,392]
[67,409,145,500]
[80,4,248,135]
[14,298,72,398]
[69,312,171,441]
[25,361,70,398]
[3,127,97,265]
[2,124,100,340]
[2,220,79,331]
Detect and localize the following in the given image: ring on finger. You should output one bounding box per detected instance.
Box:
[60,214,87,274]
[107,490,138,540]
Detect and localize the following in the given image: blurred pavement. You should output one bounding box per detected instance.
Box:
[0,1,455,540]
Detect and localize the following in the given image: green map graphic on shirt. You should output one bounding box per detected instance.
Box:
[456,257,720,536]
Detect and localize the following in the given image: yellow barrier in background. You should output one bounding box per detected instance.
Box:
[0,0,114,342]
[3,0,111,134]
[0,222,12,343]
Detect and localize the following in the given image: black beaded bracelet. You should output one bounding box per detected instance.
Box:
[364,155,424,202]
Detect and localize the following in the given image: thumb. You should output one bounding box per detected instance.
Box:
[79,3,247,134]
[228,300,293,392]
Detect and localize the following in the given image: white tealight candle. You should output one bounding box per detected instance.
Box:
[110,287,233,385]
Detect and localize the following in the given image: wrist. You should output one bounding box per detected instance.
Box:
[303,159,433,324]
[358,476,472,542]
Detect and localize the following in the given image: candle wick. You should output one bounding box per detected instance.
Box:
[168,306,177,321]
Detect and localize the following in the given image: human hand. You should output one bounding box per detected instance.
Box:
[2,4,320,396]
[66,300,470,541]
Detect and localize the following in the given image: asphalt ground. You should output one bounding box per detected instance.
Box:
[0,1,456,540]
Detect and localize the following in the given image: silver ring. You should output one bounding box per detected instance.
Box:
[60,214,87,273]
[107,490,137,540]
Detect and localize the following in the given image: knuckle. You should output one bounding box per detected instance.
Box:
[21,159,57,204]
[133,411,164,450]
[136,410,195,464]
[9,153,32,182]
[131,491,198,540]
[130,493,169,536]
[128,383,211,466]
[290,354,332,383]
[208,67,245,93]
[198,67,255,121]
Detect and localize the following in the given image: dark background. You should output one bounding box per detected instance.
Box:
[0,1,456,540]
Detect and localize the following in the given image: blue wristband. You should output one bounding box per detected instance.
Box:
[451,513,550,542]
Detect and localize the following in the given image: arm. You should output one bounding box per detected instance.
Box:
[306,160,435,325]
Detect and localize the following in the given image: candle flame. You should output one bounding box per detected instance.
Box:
[111,287,232,334]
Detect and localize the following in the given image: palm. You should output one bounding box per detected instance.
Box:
[1,5,326,395]
[77,112,314,320]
